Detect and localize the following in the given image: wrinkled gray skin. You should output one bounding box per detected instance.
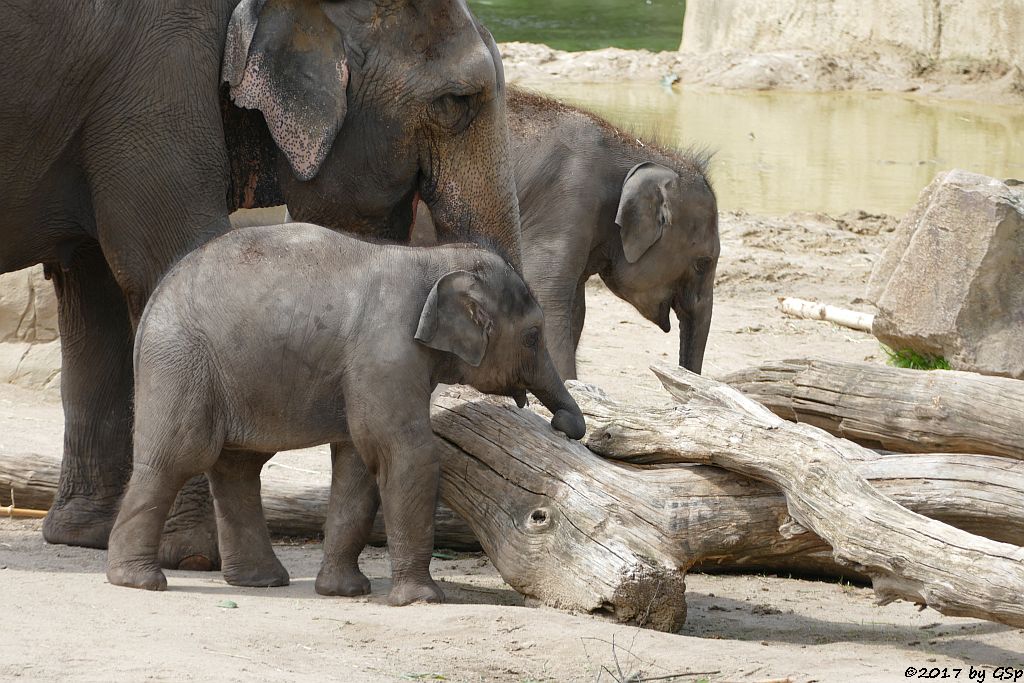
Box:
[0,0,523,568]
[414,90,719,379]
[106,224,584,605]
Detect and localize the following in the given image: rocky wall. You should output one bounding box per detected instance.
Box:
[680,0,1024,68]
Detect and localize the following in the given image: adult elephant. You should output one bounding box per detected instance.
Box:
[0,0,523,568]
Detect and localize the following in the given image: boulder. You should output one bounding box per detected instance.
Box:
[0,266,61,391]
[0,266,58,343]
[868,169,1024,379]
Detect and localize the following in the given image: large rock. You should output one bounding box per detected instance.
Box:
[0,266,58,343]
[0,266,61,391]
[868,169,1024,378]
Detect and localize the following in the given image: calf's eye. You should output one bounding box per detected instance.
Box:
[521,327,540,348]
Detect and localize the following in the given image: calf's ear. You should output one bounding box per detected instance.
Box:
[222,0,349,181]
[415,271,493,367]
[615,162,680,263]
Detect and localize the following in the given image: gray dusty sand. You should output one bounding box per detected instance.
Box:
[2,211,1023,682]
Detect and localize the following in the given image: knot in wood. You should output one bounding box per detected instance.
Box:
[525,506,554,533]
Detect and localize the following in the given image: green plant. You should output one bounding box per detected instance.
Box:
[881,345,951,371]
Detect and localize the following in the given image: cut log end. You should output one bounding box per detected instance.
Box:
[609,565,688,632]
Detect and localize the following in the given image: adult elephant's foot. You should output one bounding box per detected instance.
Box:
[158,528,220,571]
[158,474,220,571]
[388,578,445,606]
[315,564,372,597]
[42,494,120,549]
[222,556,290,588]
[107,561,168,591]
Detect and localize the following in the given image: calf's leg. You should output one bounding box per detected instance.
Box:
[207,450,289,587]
[316,438,380,597]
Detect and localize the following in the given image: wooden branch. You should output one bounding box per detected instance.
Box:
[779,297,874,332]
[3,506,48,519]
[723,358,1024,457]
[635,364,1024,627]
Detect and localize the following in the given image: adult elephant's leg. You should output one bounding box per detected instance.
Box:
[159,475,219,570]
[207,450,288,587]
[80,54,232,568]
[42,243,134,549]
[316,438,380,597]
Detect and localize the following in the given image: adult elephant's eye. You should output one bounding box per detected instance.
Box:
[430,93,479,134]
[522,326,540,349]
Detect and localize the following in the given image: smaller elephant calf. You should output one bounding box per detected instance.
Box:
[413,89,720,380]
[106,223,586,605]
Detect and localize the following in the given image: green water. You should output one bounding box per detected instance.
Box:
[523,82,1024,215]
[468,0,686,52]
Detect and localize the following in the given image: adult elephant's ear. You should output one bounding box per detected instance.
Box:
[414,271,493,367]
[222,0,349,181]
[615,162,680,263]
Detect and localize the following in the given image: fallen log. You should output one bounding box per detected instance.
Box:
[724,358,1024,458]
[0,450,480,550]
[638,365,1024,628]
[259,461,479,549]
[431,376,1024,629]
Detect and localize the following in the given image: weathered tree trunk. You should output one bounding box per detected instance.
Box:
[431,371,1024,630]
[638,365,1024,627]
[724,358,1024,457]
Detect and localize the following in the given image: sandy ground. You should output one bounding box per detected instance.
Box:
[499,42,1024,105]
[2,210,1023,682]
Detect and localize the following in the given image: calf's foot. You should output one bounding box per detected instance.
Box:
[316,564,371,597]
[388,578,444,606]
[222,555,290,588]
[106,560,168,591]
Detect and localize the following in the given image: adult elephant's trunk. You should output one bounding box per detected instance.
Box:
[674,279,714,375]
[528,351,586,440]
[419,31,523,269]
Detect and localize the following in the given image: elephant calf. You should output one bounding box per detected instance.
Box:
[414,89,720,379]
[106,224,585,605]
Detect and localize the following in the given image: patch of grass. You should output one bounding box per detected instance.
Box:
[881,345,951,371]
